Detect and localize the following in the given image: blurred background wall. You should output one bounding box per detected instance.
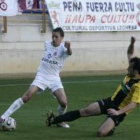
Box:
[0,14,140,77]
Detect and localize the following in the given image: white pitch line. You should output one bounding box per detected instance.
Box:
[0,83,29,87]
[64,79,121,84]
[0,79,121,87]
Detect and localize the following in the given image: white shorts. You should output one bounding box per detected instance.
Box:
[31,74,63,93]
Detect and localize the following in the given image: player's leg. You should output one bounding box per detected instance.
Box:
[22,85,39,103]
[47,102,101,125]
[0,85,39,123]
[80,102,101,117]
[49,77,68,116]
[53,88,69,128]
[97,112,126,137]
[97,117,115,137]
[54,88,67,115]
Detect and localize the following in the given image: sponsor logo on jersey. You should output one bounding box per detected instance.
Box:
[47,53,52,59]
[41,57,58,65]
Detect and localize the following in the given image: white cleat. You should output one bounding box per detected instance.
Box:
[57,122,70,128]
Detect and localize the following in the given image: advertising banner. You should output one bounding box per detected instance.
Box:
[46,0,140,32]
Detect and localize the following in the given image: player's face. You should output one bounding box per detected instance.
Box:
[52,32,63,47]
[127,62,135,77]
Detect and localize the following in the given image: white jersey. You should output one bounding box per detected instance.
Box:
[37,41,69,77]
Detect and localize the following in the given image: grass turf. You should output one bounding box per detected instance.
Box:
[0,75,140,140]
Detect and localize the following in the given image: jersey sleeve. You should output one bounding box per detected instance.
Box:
[131,85,140,104]
[44,41,50,50]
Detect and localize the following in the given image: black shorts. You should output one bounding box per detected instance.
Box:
[97,97,126,126]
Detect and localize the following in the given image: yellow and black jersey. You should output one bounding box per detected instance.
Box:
[111,75,140,114]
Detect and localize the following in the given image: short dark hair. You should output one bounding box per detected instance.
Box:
[130,57,140,74]
[53,27,64,37]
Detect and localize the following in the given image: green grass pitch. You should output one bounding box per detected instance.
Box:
[0,75,140,140]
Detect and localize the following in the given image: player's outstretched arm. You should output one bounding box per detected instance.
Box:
[127,36,136,62]
[107,102,137,116]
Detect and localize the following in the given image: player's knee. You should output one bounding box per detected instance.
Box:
[80,109,91,117]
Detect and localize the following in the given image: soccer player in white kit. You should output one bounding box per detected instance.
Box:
[0,27,72,128]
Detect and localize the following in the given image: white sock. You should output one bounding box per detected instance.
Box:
[1,98,24,120]
[57,105,67,116]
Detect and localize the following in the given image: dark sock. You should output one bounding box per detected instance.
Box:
[107,128,115,136]
[52,110,81,124]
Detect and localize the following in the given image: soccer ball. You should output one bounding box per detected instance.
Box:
[2,117,16,131]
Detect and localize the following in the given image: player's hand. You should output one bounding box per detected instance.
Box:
[107,108,119,116]
[64,41,71,49]
[131,36,136,44]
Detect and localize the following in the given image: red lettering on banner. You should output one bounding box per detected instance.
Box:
[101,15,107,23]
[101,14,135,23]
[65,15,72,23]
[114,15,118,23]
[72,15,78,23]
[65,14,96,23]
[90,15,96,23]
[79,15,85,23]
[86,15,96,23]
[122,15,129,23]
[117,15,122,22]
[129,15,135,22]
[85,15,91,23]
